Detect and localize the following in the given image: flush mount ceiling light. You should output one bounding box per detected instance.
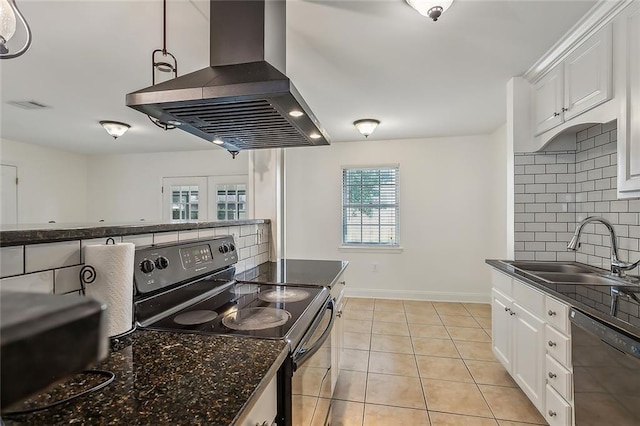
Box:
[212,138,224,145]
[0,0,32,59]
[406,0,453,21]
[100,121,131,139]
[353,119,380,138]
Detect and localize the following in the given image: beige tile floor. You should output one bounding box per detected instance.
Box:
[329,298,548,426]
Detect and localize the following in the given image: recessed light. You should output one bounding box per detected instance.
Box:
[213,138,224,145]
[289,110,304,117]
[167,120,182,126]
[309,133,321,139]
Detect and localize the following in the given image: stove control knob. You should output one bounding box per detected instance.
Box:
[229,243,236,252]
[140,259,155,274]
[155,256,169,270]
[219,245,226,254]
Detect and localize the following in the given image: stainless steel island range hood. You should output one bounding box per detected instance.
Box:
[126,0,329,153]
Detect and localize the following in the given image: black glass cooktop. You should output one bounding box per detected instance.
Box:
[147,283,323,340]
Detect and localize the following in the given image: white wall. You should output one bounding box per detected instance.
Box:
[86,149,249,222]
[0,138,89,223]
[285,133,509,302]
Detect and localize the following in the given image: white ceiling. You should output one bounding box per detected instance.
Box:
[0,0,597,155]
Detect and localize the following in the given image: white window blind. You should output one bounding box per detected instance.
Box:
[342,167,399,245]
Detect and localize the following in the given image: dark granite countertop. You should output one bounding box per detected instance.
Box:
[486,259,640,338]
[0,220,269,247]
[2,330,288,425]
[236,259,348,288]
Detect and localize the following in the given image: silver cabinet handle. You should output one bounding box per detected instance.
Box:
[553,112,560,117]
[548,310,556,316]
[548,410,557,417]
[504,307,510,312]
[339,281,346,285]
[548,340,557,347]
[562,107,568,112]
[336,310,343,318]
[509,310,516,316]
[548,372,557,379]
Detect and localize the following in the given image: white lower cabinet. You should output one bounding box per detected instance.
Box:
[491,289,513,369]
[490,272,546,412]
[330,279,345,394]
[491,269,574,424]
[512,301,545,409]
[241,374,277,426]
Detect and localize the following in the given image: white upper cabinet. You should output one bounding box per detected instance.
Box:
[533,66,564,135]
[617,1,640,198]
[563,25,612,121]
[532,25,612,137]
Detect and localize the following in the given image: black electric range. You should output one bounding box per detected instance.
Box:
[133,237,329,348]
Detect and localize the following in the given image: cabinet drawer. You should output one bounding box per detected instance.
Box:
[545,297,570,334]
[546,325,571,367]
[545,384,572,426]
[492,270,513,296]
[546,354,572,401]
[513,279,545,316]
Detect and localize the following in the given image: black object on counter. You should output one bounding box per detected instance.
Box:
[0,292,107,409]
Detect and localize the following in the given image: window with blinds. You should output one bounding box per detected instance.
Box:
[342,166,399,245]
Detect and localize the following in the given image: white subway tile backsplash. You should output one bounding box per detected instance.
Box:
[154,232,179,244]
[0,270,53,293]
[198,228,215,240]
[122,234,153,246]
[515,175,535,184]
[214,227,230,237]
[515,155,535,165]
[54,265,83,294]
[515,122,639,269]
[1,246,24,278]
[25,241,80,273]
[178,230,199,241]
[0,224,271,297]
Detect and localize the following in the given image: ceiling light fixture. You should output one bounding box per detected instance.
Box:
[353,119,380,138]
[309,133,322,139]
[289,110,304,117]
[100,121,131,139]
[406,0,453,21]
[0,0,32,59]
[212,138,224,145]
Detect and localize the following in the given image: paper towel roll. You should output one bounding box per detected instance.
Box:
[84,242,135,337]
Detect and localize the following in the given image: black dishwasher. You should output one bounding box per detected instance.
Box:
[569,308,640,426]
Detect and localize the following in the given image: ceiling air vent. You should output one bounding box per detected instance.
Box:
[7,100,50,110]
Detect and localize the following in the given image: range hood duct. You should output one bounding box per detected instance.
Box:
[126,0,329,152]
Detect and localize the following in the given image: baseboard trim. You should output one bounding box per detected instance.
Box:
[344,288,491,304]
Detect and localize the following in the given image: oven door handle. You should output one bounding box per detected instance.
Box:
[292,297,335,371]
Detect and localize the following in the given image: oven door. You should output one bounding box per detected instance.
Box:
[291,297,335,426]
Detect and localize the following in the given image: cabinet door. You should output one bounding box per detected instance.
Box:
[618,3,640,198]
[492,289,513,371]
[512,302,546,412]
[330,280,345,394]
[563,25,613,121]
[533,65,564,135]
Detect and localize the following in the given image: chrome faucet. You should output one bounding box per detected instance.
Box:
[567,216,640,277]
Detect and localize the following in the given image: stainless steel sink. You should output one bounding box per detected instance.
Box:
[505,261,600,274]
[534,272,624,286]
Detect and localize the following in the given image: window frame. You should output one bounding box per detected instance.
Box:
[341,165,400,247]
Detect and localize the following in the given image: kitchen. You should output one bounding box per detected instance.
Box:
[1,0,639,425]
